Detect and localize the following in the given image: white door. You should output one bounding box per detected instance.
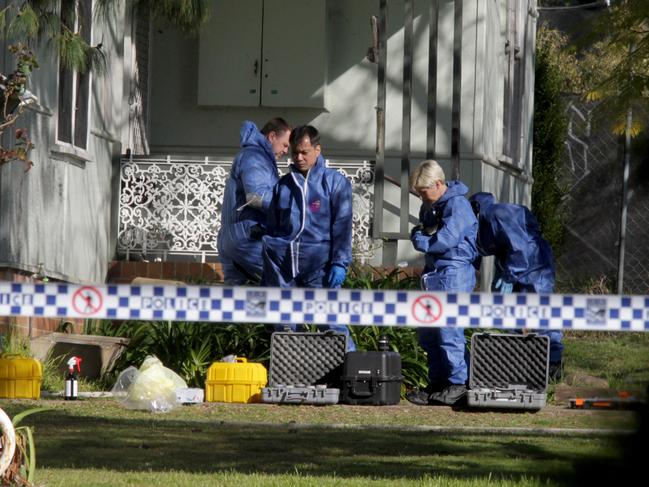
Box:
[261,0,326,108]
[197,0,263,106]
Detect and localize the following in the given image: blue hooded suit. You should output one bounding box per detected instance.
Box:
[411,180,478,387]
[218,121,280,284]
[262,154,356,350]
[468,192,563,363]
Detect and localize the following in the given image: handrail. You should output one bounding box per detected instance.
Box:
[384,173,419,197]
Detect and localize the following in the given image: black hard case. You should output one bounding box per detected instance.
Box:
[340,351,403,405]
[268,332,346,388]
[468,333,549,410]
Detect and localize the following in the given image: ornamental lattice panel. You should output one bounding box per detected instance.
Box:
[117,156,376,263]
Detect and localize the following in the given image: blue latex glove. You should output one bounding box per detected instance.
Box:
[494,278,514,294]
[327,264,347,288]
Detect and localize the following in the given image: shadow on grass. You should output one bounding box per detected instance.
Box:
[23,410,634,484]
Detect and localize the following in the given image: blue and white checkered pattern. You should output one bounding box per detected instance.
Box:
[1,282,648,331]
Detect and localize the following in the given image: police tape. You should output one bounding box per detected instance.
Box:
[1,281,648,331]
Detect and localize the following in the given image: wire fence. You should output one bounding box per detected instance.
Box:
[556,98,649,294]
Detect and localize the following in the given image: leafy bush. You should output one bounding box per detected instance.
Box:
[533,26,569,254]
[0,329,31,356]
[86,319,270,388]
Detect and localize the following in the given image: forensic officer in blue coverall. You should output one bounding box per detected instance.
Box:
[261,125,356,351]
[468,192,564,380]
[406,160,478,406]
[218,118,291,285]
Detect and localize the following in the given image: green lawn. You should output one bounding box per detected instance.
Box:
[562,332,649,391]
[0,401,640,487]
[0,396,643,487]
[1,331,648,486]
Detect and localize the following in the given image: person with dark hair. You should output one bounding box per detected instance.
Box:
[218,118,291,285]
[406,160,478,406]
[261,125,356,351]
[468,192,564,379]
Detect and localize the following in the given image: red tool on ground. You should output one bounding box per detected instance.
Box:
[569,391,645,410]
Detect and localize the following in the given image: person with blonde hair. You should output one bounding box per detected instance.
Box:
[406,160,478,406]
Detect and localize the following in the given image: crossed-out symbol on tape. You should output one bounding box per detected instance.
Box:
[411,294,443,323]
[72,286,103,315]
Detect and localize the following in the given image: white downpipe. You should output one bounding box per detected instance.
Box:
[0,408,16,477]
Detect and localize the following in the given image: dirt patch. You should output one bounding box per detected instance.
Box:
[565,372,610,388]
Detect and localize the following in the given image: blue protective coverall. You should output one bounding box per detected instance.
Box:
[218,121,280,285]
[262,154,356,351]
[410,180,478,387]
[468,192,563,363]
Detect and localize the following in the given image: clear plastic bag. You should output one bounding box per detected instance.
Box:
[111,366,138,399]
[111,356,187,412]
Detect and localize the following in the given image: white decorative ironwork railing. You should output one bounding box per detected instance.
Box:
[117,156,376,263]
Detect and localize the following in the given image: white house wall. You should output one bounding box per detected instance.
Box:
[148,0,536,269]
[149,0,375,157]
[149,0,475,159]
[149,1,505,159]
[0,2,130,283]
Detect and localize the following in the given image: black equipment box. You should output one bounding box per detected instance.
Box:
[468,333,549,410]
[340,351,403,405]
[262,332,346,404]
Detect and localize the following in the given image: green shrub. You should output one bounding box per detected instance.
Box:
[40,354,66,392]
[533,26,569,255]
[93,320,270,388]
[0,329,31,356]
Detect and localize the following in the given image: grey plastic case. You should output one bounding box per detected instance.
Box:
[266,332,347,405]
[261,385,340,405]
[268,332,346,387]
[467,333,549,410]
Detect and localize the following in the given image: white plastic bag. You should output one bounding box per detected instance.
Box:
[112,356,187,412]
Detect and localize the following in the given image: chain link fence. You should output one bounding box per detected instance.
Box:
[556,98,649,294]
